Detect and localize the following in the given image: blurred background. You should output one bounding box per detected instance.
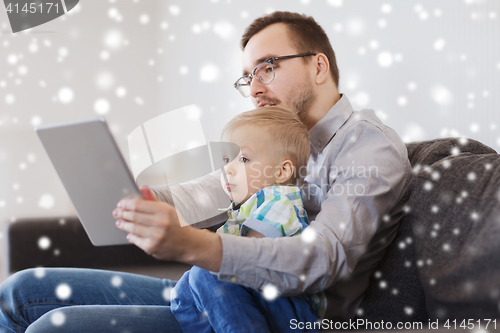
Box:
[0,0,499,233]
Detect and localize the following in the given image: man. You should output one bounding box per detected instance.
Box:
[0,11,411,332]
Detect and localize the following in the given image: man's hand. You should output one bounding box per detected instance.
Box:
[113,187,223,271]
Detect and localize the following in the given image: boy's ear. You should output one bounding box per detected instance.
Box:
[275,159,294,184]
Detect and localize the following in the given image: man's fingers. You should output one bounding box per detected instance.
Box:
[117,198,174,215]
[116,219,157,238]
[126,233,161,257]
[113,208,155,226]
[141,186,158,201]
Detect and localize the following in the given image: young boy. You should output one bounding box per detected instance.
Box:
[170,107,325,332]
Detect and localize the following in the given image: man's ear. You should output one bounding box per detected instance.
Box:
[314,53,330,85]
[275,159,294,184]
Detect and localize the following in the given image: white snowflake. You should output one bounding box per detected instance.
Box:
[423,181,433,191]
[111,275,123,287]
[213,21,235,41]
[139,14,149,25]
[377,51,393,67]
[169,5,180,16]
[104,30,124,49]
[34,267,46,278]
[5,94,15,105]
[50,311,66,326]
[346,18,364,36]
[327,0,343,7]
[404,306,414,315]
[301,227,317,243]
[38,236,51,250]
[58,87,74,104]
[381,3,392,14]
[55,283,72,300]
[94,99,110,115]
[116,87,126,97]
[38,194,55,209]
[431,85,453,106]
[434,38,446,51]
[199,64,220,82]
[262,284,279,301]
[397,96,407,106]
[467,172,477,181]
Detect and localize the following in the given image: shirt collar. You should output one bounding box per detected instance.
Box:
[309,94,354,154]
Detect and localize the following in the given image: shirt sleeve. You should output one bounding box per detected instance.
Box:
[241,187,307,238]
[150,169,230,229]
[217,121,411,297]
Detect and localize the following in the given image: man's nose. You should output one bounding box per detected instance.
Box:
[250,77,267,99]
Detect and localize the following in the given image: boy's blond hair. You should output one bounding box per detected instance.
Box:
[222,107,310,179]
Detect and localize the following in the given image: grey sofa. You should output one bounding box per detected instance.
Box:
[3,138,499,326]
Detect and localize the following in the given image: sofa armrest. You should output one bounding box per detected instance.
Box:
[2,217,190,281]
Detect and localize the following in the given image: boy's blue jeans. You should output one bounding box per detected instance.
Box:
[171,266,320,333]
[0,268,182,333]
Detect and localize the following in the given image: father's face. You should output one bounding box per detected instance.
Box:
[242,23,316,119]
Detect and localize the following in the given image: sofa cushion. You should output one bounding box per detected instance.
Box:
[356,198,428,324]
[406,138,496,168]
[408,152,500,320]
[357,138,497,323]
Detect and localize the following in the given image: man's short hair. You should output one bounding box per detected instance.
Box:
[222,107,310,179]
[241,11,340,88]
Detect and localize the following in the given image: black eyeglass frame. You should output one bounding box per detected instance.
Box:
[233,52,317,97]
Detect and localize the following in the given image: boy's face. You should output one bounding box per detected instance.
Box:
[220,124,282,204]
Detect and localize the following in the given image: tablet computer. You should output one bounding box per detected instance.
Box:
[36,117,142,246]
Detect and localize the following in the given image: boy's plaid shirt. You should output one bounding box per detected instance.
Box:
[217,185,309,237]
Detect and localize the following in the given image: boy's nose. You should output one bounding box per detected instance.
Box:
[224,162,235,176]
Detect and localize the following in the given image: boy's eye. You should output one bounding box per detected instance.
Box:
[222,156,230,164]
[240,157,249,163]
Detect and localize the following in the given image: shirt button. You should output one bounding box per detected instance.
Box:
[230,276,238,283]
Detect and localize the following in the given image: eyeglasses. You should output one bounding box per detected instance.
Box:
[233,53,317,98]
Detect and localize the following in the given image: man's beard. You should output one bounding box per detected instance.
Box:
[287,79,316,121]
